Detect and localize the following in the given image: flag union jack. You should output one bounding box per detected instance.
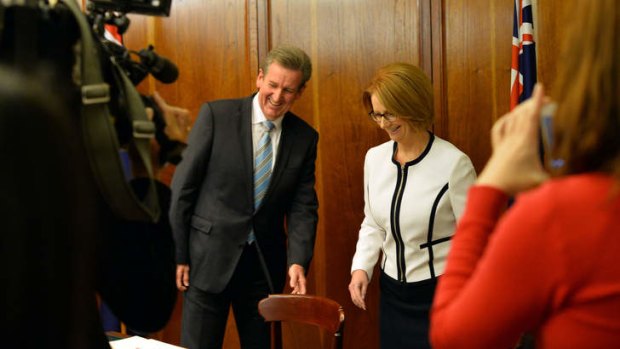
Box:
[510,0,537,110]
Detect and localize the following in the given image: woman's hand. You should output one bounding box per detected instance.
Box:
[349,269,370,310]
[476,84,550,196]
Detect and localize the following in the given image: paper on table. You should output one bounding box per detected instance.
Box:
[109,336,185,349]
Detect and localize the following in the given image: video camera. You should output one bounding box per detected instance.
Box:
[89,0,172,16]
[87,2,185,166]
[0,0,180,222]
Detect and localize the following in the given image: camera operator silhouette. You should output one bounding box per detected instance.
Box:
[0,65,187,348]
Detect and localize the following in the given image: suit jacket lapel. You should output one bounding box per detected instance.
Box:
[268,113,294,195]
[239,96,254,206]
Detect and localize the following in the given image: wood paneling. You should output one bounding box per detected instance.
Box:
[124,0,255,120]
[119,0,563,348]
[537,0,564,95]
[443,0,512,172]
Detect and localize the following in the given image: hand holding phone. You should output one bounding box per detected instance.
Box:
[540,102,565,169]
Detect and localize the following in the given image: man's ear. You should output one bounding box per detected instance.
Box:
[256,68,265,89]
[295,84,306,98]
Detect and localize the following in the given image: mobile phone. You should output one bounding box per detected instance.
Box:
[540,102,564,169]
[540,103,556,152]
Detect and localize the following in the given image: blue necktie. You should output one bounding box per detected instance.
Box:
[248,120,275,243]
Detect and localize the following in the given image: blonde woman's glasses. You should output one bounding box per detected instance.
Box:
[368,111,397,123]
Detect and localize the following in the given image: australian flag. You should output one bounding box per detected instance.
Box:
[510,0,537,110]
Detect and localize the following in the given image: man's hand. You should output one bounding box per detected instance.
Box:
[176,264,190,291]
[288,264,306,294]
[348,269,369,310]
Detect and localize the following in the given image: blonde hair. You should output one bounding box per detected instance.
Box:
[362,62,434,129]
[552,0,620,177]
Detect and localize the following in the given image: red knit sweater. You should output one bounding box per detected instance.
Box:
[431,173,620,349]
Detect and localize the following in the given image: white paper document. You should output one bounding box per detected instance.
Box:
[109,336,185,349]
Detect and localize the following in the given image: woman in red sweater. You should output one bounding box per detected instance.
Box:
[430,1,620,348]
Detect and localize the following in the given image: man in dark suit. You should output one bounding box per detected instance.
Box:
[169,45,319,349]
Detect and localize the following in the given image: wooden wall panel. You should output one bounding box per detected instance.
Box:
[443,0,512,173]
[441,0,562,173]
[537,0,564,95]
[124,0,254,119]
[156,0,254,105]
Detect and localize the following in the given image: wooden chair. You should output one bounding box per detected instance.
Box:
[258,294,345,349]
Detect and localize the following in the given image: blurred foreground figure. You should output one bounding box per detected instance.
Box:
[431,1,620,348]
[0,66,176,348]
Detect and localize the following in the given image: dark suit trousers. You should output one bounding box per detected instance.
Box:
[181,244,271,349]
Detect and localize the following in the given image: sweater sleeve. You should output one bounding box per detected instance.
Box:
[431,185,560,349]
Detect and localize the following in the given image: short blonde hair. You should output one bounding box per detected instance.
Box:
[362,62,434,129]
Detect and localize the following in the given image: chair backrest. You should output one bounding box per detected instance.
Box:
[258,294,345,349]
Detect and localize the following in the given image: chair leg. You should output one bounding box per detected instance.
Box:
[269,321,283,349]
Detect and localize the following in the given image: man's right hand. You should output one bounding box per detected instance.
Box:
[176,264,190,291]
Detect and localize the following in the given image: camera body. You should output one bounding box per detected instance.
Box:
[0,0,180,221]
[88,0,172,16]
[0,2,179,334]
[94,13,183,166]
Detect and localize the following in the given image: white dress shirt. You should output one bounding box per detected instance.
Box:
[252,94,283,170]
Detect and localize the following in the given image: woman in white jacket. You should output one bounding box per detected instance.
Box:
[348,62,476,348]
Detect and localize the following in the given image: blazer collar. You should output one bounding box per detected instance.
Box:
[269,114,295,188]
[240,96,254,203]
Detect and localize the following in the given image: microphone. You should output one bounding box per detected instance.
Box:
[137,46,179,84]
